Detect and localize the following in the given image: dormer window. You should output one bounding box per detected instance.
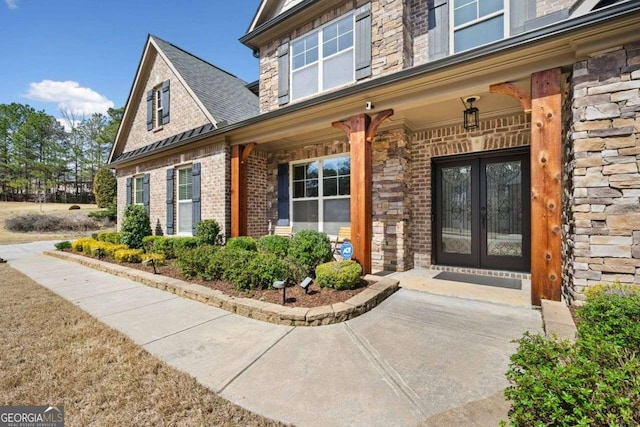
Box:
[291,15,355,101]
[146,80,170,130]
[451,0,506,53]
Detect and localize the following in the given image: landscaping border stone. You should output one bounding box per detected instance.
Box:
[45,251,399,326]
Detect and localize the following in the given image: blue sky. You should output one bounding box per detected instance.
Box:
[0,0,261,122]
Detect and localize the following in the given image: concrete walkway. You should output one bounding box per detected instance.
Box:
[2,242,542,427]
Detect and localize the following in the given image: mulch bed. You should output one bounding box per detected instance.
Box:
[81,253,370,308]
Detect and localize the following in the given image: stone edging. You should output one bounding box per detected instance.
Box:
[45,251,399,326]
[540,300,577,342]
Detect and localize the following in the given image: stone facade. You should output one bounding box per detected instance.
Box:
[116,141,229,237]
[566,42,640,302]
[123,50,210,153]
[537,0,576,17]
[410,114,531,268]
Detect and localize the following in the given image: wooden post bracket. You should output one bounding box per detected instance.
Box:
[490,82,532,114]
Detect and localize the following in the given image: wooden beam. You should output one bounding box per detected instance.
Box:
[530,69,562,306]
[333,110,393,274]
[241,142,257,163]
[490,82,532,113]
[231,144,242,237]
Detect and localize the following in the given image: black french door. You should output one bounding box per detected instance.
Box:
[433,150,530,272]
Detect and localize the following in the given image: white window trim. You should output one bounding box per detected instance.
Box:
[450,0,510,54]
[153,85,163,130]
[289,154,351,234]
[290,13,356,102]
[176,165,193,236]
[133,175,144,205]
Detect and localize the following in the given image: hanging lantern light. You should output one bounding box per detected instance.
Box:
[462,96,480,131]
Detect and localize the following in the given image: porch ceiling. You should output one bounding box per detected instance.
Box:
[255,76,531,153]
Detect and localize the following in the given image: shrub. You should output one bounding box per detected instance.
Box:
[91,233,99,240]
[316,260,362,290]
[97,232,122,244]
[226,236,258,252]
[6,214,99,232]
[54,241,72,250]
[93,168,117,208]
[172,237,199,254]
[195,219,221,245]
[504,292,640,427]
[71,238,95,253]
[88,204,117,223]
[175,245,218,278]
[141,252,166,266]
[288,230,333,277]
[236,252,291,290]
[142,235,161,253]
[68,205,80,210]
[113,248,144,263]
[120,204,151,249]
[286,256,310,284]
[585,281,640,299]
[148,236,176,258]
[258,235,290,258]
[206,248,254,284]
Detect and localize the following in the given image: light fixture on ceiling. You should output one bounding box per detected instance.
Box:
[462,96,480,131]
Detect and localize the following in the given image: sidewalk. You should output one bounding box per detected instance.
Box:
[3,242,542,427]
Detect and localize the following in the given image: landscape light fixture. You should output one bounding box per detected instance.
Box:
[299,277,313,294]
[142,258,157,274]
[273,280,287,305]
[462,96,480,131]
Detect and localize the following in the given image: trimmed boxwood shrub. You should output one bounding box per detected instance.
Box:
[238,252,291,290]
[257,235,290,258]
[54,241,72,250]
[226,236,257,252]
[504,289,640,426]
[142,235,161,253]
[113,248,144,263]
[175,245,219,278]
[315,260,362,290]
[97,232,121,244]
[120,205,152,249]
[288,230,333,277]
[206,248,254,285]
[172,237,199,254]
[195,219,221,245]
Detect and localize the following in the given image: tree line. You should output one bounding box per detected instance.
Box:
[0,103,123,203]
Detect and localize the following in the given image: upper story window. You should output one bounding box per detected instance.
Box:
[146,80,170,131]
[290,15,354,101]
[451,0,506,53]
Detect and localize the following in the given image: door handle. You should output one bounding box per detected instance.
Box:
[481,206,487,229]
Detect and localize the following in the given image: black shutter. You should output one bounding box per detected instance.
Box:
[277,41,290,106]
[355,3,372,80]
[161,80,170,125]
[143,173,150,215]
[277,163,289,226]
[192,162,201,235]
[166,169,174,235]
[428,0,449,60]
[510,0,535,35]
[126,177,132,205]
[146,90,153,131]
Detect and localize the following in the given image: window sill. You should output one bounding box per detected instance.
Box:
[152,126,164,133]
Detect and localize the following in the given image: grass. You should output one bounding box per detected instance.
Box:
[0,263,287,427]
[0,202,111,245]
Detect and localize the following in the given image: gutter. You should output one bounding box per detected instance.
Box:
[240,0,316,48]
[110,1,640,167]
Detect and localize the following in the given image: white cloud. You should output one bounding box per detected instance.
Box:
[24,80,114,117]
[56,118,81,132]
[5,0,17,9]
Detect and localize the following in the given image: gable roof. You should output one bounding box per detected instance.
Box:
[151,36,259,126]
[108,35,258,163]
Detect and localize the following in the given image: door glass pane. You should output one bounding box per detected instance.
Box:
[441,166,472,254]
[485,161,522,257]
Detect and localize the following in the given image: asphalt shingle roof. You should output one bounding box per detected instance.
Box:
[152,35,259,126]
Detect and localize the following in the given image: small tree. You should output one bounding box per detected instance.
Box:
[120,204,151,249]
[93,168,117,208]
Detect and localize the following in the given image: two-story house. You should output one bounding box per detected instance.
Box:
[109,0,640,306]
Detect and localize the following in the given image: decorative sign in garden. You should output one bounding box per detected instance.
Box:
[340,241,353,260]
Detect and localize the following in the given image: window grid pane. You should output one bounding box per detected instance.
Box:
[178,168,192,201]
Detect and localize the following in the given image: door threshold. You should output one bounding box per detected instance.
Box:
[428,265,531,280]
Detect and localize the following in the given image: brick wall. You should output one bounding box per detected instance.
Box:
[123,51,210,153]
[567,42,640,303]
[115,141,229,237]
[258,0,410,113]
[247,151,269,238]
[410,114,531,267]
[537,0,576,17]
[408,0,428,66]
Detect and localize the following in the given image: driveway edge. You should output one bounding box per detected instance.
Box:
[45,250,399,326]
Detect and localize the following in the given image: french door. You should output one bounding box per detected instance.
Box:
[433,150,530,272]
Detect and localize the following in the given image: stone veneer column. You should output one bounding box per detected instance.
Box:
[568,42,640,304]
